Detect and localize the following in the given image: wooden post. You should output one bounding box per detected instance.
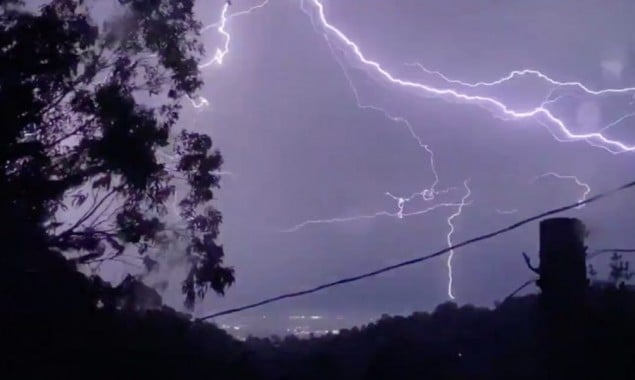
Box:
[536,217,589,377]
[537,217,587,310]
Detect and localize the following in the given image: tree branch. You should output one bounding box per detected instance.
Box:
[522,252,540,275]
[54,189,117,240]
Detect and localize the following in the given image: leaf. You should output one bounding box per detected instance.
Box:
[71,193,87,207]
[92,174,111,189]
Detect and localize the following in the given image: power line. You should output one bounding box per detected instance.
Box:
[198,178,635,321]
[500,278,537,306]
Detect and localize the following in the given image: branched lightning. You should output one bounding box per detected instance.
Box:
[599,112,635,133]
[191,1,270,108]
[192,0,635,302]
[199,3,230,69]
[533,172,591,208]
[316,24,461,219]
[199,0,271,68]
[408,62,635,96]
[335,56,442,202]
[445,180,472,300]
[411,61,635,139]
[332,60,460,212]
[281,211,394,233]
[303,0,635,154]
[201,0,270,33]
[288,4,479,302]
[282,201,469,233]
[299,0,635,297]
[279,4,470,292]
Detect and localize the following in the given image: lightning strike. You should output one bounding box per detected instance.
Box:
[199,0,271,68]
[413,62,635,138]
[334,62,455,209]
[199,3,230,69]
[445,180,472,300]
[312,15,462,223]
[384,194,406,219]
[193,1,635,302]
[201,0,270,33]
[533,172,591,208]
[282,201,469,233]
[304,0,635,154]
[408,62,635,96]
[282,211,394,233]
[598,112,635,133]
[188,95,210,109]
[192,1,270,109]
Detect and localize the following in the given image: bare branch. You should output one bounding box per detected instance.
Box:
[522,252,540,274]
[55,189,118,239]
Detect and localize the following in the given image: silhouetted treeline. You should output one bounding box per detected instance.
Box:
[4,283,635,379]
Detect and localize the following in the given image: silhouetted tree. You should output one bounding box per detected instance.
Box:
[0,0,233,309]
[609,252,633,286]
[587,263,598,283]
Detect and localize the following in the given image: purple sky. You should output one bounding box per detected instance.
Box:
[160,0,635,325]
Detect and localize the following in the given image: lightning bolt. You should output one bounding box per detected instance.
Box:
[281,4,468,273]
[317,25,460,218]
[334,59,443,203]
[199,3,230,69]
[331,57,462,215]
[303,0,635,154]
[188,95,210,109]
[192,1,635,302]
[598,111,635,133]
[192,1,271,108]
[201,0,270,33]
[445,180,472,300]
[298,1,635,297]
[282,200,469,233]
[412,61,635,138]
[533,172,591,208]
[281,5,478,302]
[408,62,635,96]
[199,0,271,68]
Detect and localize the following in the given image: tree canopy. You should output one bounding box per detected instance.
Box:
[0,0,233,309]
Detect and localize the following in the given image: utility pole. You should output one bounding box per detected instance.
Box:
[536,217,588,378]
[537,217,588,311]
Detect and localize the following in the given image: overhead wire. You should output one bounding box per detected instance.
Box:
[499,278,537,306]
[198,178,635,321]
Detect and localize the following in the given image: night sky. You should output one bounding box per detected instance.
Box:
[152,0,635,331]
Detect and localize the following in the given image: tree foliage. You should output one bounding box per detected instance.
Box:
[0,0,233,308]
[609,252,633,286]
